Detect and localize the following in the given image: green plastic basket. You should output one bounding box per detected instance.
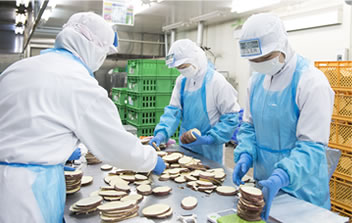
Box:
[111,88,128,105]
[126,91,171,109]
[126,106,164,126]
[127,76,176,93]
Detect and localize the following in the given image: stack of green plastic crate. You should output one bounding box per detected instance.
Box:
[111,87,128,124]
[125,59,180,141]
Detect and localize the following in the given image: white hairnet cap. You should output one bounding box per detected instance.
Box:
[63,12,118,55]
[239,13,287,60]
[166,39,202,68]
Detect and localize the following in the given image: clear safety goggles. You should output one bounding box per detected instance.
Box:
[239,38,262,57]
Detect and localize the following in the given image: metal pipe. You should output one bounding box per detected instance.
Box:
[197,21,204,47]
[170,29,176,45]
[23,0,49,52]
[164,32,169,56]
[118,39,165,45]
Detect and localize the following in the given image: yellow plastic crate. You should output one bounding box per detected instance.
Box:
[315,61,352,91]
[329,119,352,151]
[333,91,352,121]
[330,176,352,214]
[333,148,352,179]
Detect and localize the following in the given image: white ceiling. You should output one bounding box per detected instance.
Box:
[38,0,236,34]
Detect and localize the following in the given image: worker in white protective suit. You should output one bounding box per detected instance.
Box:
[0,12,165,223]
[232,13,334,220]
[149,39,241,163]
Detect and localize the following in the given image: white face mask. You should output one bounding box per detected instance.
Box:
[249,56,285,76]
[178,65,198,78]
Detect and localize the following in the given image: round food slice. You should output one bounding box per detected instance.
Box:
[185,175,197,182]
[97,200,136,211]
[120,175,136,182]
[101,164,113,171]
[181,196,198,210]
[120,194,144,203]
[152,186,172,196]
[174,176,186,183]
[240,186,263,197]
[216,186,238,196]
[134,180,152,185]
[135,174,148,181]
[81,176,93,186]
[155,207,173,219]
[196,180,213,186]
[199,172,215,178]
[136,184,152,195]
[190,128,201,139]
[178,156,193,165]
[214,171,226,180]
[159,174,170,181]
[75,196,103,207]
[99,190,127,197]
[114,182,130,192]
[142,204,170,217]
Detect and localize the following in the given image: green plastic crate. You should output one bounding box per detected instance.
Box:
[128,59,176,76]
[126,106,164,126]
[126,91,171,109]
[111,88,128,105]
[135,125,155,137]
[127,76,176,93]
[128,59,158,76]
[115,104,127,125]
[156,60,173,75]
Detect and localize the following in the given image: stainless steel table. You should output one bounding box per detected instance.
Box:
[64,145,240,223]
[64,145,349,223]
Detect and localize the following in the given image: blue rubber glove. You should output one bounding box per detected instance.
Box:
[259,168,290,221]
[186,133,215,146]
[149,133,165,148]
[68,148,81,161]
[152,156,166,175]
[64,166,76,171]
[232,153,253,186]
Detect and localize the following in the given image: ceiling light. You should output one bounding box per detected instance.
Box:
[232,0,281,13]
[15,25,24,35]
[16,13,27,25]
[16,0,30,8]
[162,22,186,32]
[189,10,226,23]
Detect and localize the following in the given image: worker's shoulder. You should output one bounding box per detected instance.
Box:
[210,70,232,88]
[299,63,331,89]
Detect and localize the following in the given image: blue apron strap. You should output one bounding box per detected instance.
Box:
[201,66,214,115]
[40,48,95,78]
[290,55,308,117]
[0,161,63,168]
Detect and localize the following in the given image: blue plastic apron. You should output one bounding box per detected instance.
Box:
[250,55,330,209]
[179,64,223,163]
[0,162,65,223]
[40,48,94,78]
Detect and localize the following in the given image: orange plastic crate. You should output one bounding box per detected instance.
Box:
[333,91,352,121]
[315,61,352,91]
[330,176,352,213]
[329,119,352,151]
